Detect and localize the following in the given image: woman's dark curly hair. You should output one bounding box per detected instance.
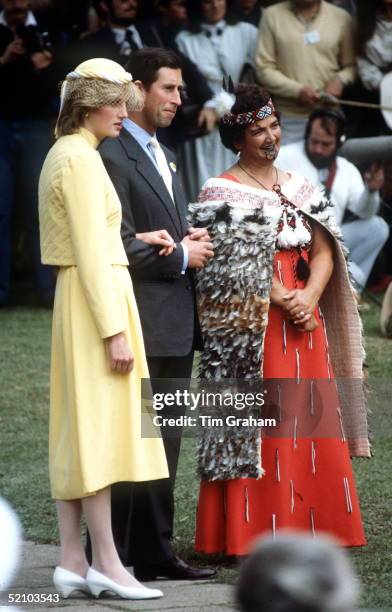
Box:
[219,84,280,154]
[355,0,386,55]
[187,0,239,33]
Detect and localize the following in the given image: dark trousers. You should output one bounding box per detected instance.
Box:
[87,352,194,566]
[0,119,54,304]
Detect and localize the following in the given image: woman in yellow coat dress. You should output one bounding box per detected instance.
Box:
[39,58,172,600]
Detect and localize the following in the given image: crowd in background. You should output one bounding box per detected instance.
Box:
[1,0,392,306]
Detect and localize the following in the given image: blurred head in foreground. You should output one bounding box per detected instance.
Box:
[0,498,22,590]
[237,532,360,612]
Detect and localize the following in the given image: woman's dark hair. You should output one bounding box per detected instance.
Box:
[355,0,385,55]
[187,0,239,33]
[219,83,279,153]
[125,47,183,89]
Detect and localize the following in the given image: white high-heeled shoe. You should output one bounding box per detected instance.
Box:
[86,567,163,600]
[53,566,90,598]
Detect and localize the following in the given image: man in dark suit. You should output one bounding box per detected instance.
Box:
[99,48,215,581]
[64,0,215,150]
[79,0,143,64]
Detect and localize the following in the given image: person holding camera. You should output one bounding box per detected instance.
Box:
[0,0,56,306]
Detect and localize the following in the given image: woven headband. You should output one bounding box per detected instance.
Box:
[221,99,276,126]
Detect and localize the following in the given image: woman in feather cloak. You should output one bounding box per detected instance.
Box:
[190,84,369,555]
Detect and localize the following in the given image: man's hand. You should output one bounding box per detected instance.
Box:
[182,234,214,268]
[324,76,344,98]
[136,229,176,255]
[105,332,134,373]
[0,38,25,64]
[298,86,320,107]
[197,107,218,133]
[364,162,384,192]
[31,50,53,70]
[187,226,211,242]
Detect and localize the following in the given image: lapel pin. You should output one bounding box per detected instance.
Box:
[169,162,177,173]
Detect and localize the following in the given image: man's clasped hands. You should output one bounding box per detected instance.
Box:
[136,227,214,268]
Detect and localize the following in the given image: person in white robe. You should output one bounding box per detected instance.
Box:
[175,0,258,200]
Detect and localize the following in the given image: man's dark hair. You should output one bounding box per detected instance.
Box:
[305,109,346,146]
[94,0,139,21]
[125,48,183,89]
[219,84,279,154]
[157,0,184,7]
[93,0,112,19]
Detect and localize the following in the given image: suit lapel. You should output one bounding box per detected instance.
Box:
[119,130,183,237]
[171,169,188,236]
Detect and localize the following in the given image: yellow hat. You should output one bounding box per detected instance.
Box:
[59,58,134,114]
[55,57,144,137]
[67,58,133,85]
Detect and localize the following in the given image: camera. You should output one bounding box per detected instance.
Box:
[15,25,52,55]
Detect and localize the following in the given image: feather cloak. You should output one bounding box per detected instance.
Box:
[189,173,370,481]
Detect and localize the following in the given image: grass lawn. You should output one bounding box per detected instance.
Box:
[0,300,391,608]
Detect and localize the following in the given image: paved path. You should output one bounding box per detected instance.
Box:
[1,542,237,611]
[2,543,386,612]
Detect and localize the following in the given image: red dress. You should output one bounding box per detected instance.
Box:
[194,175,366,554]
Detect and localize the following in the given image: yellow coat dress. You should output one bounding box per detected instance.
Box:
[39,128,168,500]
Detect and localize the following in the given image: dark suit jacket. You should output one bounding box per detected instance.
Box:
[99,129,203,357]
